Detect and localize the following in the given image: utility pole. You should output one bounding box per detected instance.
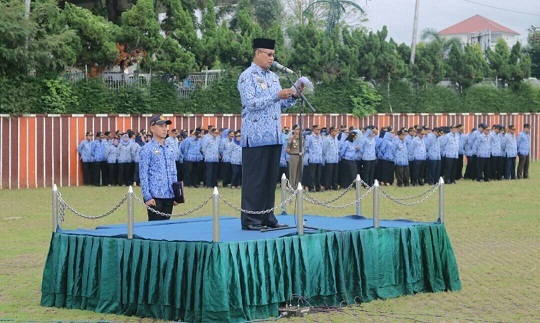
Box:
[410,0,420,67]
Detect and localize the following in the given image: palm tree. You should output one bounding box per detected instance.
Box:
[420,28,462,58]
[304,0,365,35]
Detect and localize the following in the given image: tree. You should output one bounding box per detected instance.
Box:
[0,0,78,77]
[117,0,162,72]
[304,0,365,35]
[508,42,531,88]
[62,3,119,75]
[447,44,489,90]
[486,39,512,86]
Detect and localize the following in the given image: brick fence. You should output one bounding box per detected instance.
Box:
[0,113,537,189]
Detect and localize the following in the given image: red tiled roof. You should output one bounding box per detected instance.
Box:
[438,14,519,35]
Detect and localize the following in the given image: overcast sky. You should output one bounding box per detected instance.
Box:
[361,0,540,45]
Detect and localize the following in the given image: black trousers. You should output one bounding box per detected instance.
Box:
[231,164,242,187]
[307,163,322,191]
[341,160,357,188]
[411,160,426,185]
[477,157,490,181]
[91,161,107,186]
[221,162,231,186]
[241,145,281,227]
[176,161,184,182]
[183,161,201,187]
[133,162,140,185]
[82,161,92,185]
[147,198,174,221]
[107,163,118,186]
[380,160,395,184]
[490,156,504,180]
[442,157,455,184]
[455,154,464,180]
[362,160,376,186]
[505,157,516,180]
[395,165,410,186]
[205,162,219,188]
[426,159,441,185]
[323,163,339,190]
[464,156,473,179]
[118,162,132,186]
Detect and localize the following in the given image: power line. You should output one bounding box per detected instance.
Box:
[463,0,540,17]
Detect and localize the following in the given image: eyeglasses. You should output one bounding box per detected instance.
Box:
[258,49,275,58]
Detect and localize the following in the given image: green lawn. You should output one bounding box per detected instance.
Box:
[1,164,539,322]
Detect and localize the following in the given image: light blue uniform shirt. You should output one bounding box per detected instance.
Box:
[106,144,119,163]
[117,135,132,163]
[305,133,323,164]
[424,133,441,161]
[131,139,141,163]
[202,136,220,162]
[181,137,203,162]
[361,135,377,161]
[231,143,242,165]
[77,139,94,162]
[91,139,107,162]
[139,139,177,202]
[339,140,357,161]
[379,132,395,162]
[462,134,473,157]
[412,136,427,161]
[405,134,415,161]
[238,63,296,148]
[322,136,340,164]
[517,131,530,156]
[475,133,491,158]
[393,138,409,166]
[441,132,459,158]
[503,133,517,157]
[220,138,235,163]
[489,132,503,157]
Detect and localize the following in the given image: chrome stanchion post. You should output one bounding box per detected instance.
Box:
[297,182,304,235]
[281,173,287,215]
[127,186,134,239]
[52,184,58,233]
[355,174,362,217]
[213,187,220,242]
[373,180,379,228]
[438,177,444,223]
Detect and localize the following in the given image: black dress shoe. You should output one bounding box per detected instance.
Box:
[266,223,289,229]
[242,224,267,231]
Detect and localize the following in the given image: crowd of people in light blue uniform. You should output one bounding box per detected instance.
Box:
[77,122,531,190]
[289,122,531,191]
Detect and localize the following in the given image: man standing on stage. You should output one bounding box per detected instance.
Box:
[139,115,178,221]
[237,38,299,231]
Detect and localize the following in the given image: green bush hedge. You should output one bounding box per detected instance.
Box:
[1,75,539,114]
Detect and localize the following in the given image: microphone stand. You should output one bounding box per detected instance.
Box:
[261,71,329,234]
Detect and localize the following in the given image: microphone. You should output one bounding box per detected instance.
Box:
[272,61,296,75]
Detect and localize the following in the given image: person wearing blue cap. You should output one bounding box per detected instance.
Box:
[139,114,177,221]
[237,38,300,231]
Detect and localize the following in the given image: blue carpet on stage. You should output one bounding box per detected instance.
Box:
[58,214,433,242]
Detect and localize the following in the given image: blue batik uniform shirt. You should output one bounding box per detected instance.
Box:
[424,133,441,161]
[503,133,517,157]
[517,131,530,156]
[322,136,340,164]
[139,139,177,202]
[203,136,221,162]
[489,131,503,157]
[181,137,203,162]
[476,133,491,158]
[305,133,323,164]
[77,139,94,162]
[238,63,296,148]
[91,139,107,162]
[393,137,409,166]
[441,132,459,159]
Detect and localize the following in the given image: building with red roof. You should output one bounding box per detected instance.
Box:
[438,15,519,51]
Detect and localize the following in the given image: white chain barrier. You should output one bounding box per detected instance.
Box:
[51,175,445,234]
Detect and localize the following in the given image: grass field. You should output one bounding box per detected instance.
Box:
[1,164,539,322]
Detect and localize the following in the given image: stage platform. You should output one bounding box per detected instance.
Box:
[41,215,462,322]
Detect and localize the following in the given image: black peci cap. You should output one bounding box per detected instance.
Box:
[253,38,275,49]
